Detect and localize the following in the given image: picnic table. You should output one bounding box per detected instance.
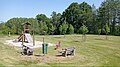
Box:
[58,47,75,57]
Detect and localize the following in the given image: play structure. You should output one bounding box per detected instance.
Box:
[17,22,34,55]
[17,22,33,43]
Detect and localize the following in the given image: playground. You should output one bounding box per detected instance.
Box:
[0,34,120,66]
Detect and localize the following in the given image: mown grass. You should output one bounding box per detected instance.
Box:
[0,35,120,66]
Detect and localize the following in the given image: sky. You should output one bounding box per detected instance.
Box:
[0,0,104,22]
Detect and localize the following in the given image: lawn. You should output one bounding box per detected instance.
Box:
[0,34,120,66]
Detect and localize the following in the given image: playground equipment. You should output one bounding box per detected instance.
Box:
[21,45,33,55]
[55,41,61,50]
[17,22,33,44]
[58,47,75,57]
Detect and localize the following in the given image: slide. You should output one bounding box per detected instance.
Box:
[25,33,33,43]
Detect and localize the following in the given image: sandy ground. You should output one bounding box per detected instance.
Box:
[4,40,55,48]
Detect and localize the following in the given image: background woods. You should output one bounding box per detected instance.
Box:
[0,0,120,36]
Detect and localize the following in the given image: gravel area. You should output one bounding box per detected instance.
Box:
[5,40,55,48]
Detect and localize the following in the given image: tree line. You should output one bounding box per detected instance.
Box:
[0,0,120,36]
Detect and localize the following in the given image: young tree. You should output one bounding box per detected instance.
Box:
[42,22,48,35]
[59,20,68,37]
[78,25,88,41]
[105,23,110,40]
[59,25,62,35]
[68,24,74,34]
[48,23,55,35]
[62,22,68,35]
[98,29,101,35]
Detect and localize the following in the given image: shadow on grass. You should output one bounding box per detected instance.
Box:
[94,38,104,40]
[34,54,44,57]
[73,40,80,42]
[56,54,64,57]
[54,37,62,39]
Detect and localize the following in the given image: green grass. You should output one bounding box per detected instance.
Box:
[0,35,120,66]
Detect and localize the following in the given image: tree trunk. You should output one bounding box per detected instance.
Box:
[106,33,108,40]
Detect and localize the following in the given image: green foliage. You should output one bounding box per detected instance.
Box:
[42,22,48,35]
[0,1,120,36]
[6,18,39,35]
[62,21,68,34]
[98,29,102,35]
[59,20,68,35]
[49,23,55,34]
[51,11,61,34]
[114,25,120,36]
[98,0,120,35]
[59,25,62,35]
[78,25,88,41]
[78,25,88,35]
[36,14,49,22]
[38,21,48,35]
[0,23,10,34]
[36,14,50,34]
[102,23,110,39]
[62,2,92,33]
[105,23,110,35]
[68,24,74,34]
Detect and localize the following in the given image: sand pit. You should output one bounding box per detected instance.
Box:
[5,40,55,48]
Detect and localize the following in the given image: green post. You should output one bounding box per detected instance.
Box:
[42,43,48,54]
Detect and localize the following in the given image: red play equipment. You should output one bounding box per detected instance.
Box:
[55,41,61,50]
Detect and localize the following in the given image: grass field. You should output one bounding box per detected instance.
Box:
[0,34,120,66]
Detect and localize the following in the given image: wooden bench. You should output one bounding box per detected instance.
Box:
[58,47,75,57]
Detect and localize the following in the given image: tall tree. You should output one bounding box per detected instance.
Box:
[51,11,61,34]
[104,23,110,40]
[98,0,120,35]
[91,4,97,33]
[36,14,50,34]
[62,2,79,33]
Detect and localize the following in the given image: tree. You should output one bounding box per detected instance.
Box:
[78,25,88,41]
[38,21,48,35]
[1,1,120,36]
[58,20,68,36]
[91,4,97,34]
[62,21,68,35]
[5,18,39,35]
[49,23,55,35]
[36,14,49,22]
[97,0,120,35]
[104,23,110,40]
[62,2,79,33]
[98,29,102,35]
[51,11,61,34]
[59,25,62,35]
[62,2,93,33]
[0,22,10,34]
[36,14,50,34]
[114,25,120,36]
[42,22,48,35]
[68,24,74,34]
